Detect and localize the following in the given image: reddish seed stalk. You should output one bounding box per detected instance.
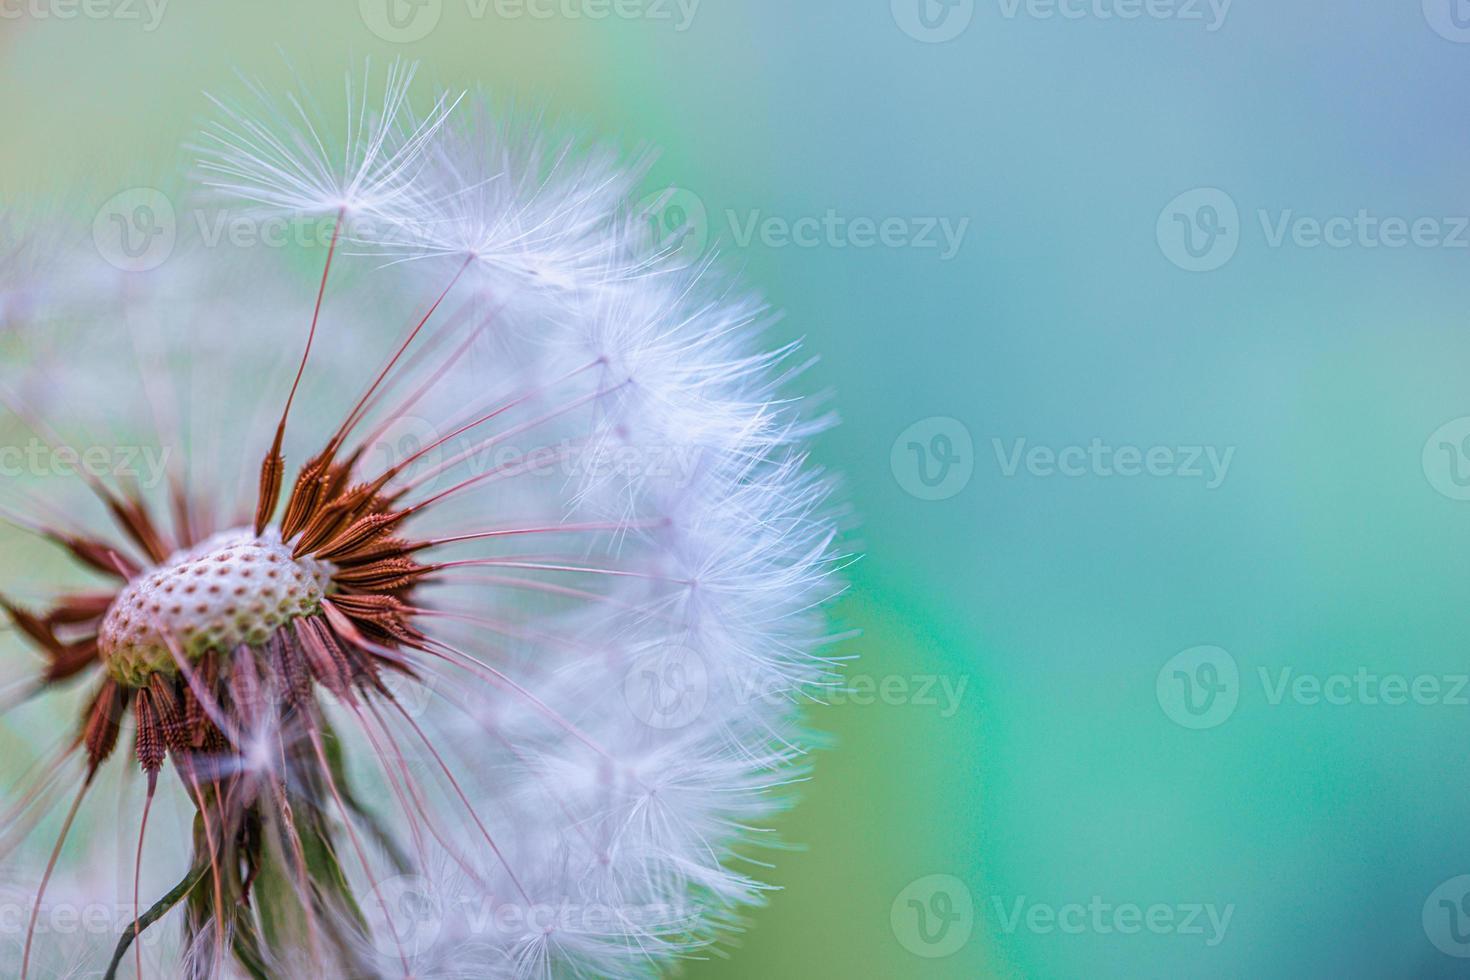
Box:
[330,254,475,451]
[266,766,324,966]
[363,358,605,497]
[351,300,511,458]
[182,767,229,968]
[20,775,94,980]
[303,719,413,977]
[357,698,501,893]
[133,773,158,980]
[421,519,668,549]
[256,207,346,536]
[396,384,620,495]
[382,695,532,903]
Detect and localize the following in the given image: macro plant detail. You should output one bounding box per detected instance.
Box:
[0,62,846,979]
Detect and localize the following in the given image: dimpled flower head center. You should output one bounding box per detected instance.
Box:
[99,529,334,687]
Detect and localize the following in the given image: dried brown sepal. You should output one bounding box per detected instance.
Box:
[308,511,408,563]
[62,534,140,580]
[202,720,230,756]
[255,441,286,537]
[332,536,416,567]
[134,687,167,774]
[270,629,312,706]
[293,618,354,701]
[44,639,101,684]
[1,598,67,657]
[44,593,116,626]
[183,653,220,750]
[291,503,356,558]
[82,680,128,771]
[106,495,170,565]
[291,483,385,556]
[326,593,410,634]
[4,597,107,683]
[180,681,202,749]
[148,673,187,755]
[279,450,338,540]
[169,475,195,550]
[230,646,266,731]
[331,557,427,593]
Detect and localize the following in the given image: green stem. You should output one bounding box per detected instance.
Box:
[104,863,210,980]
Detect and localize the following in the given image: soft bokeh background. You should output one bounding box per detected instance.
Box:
[4,2,1470,977]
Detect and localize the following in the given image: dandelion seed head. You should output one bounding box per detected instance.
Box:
[0,62,849,979]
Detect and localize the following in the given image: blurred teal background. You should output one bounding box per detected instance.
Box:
[6,1,1470,976]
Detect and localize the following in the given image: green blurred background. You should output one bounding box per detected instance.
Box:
[6,1,1470,977]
